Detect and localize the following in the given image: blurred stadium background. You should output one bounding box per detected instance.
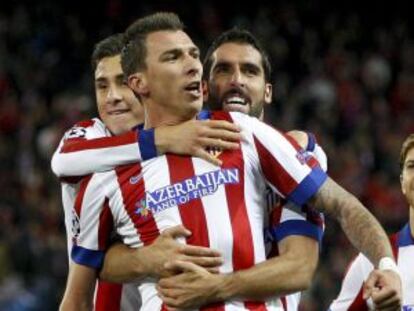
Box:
[0,1,412,310]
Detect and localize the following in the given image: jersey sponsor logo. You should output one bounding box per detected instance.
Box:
[135,168,240,216]
[65,126,87,139]
[403,306,414,311]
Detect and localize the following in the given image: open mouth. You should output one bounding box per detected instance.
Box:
[184,81,201,97]
[222,91,250,110]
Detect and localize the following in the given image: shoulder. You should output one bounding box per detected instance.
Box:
[64,118,108,139]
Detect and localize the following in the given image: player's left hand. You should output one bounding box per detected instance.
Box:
[156,260,225,310]
[363,269,402,311]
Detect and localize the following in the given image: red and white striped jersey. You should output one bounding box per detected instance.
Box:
[328,223,414,311]
[71,111,328,311]
[54,118,156,311]
[51,118,156,178]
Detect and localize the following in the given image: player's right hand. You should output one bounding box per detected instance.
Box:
[363,269,402,311]
[155,120,242,166]
[146,225,223,278]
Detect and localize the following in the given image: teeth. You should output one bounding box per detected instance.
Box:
[226,96,246,104]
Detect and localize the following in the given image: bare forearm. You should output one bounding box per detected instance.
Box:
[60,263,97,311]
[100,243,151,282]
[217,238,318,300]
[310,178,393,266]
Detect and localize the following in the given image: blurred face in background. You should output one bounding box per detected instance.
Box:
[207,42,272,120]
[401,145,414,209]
[95,55,143,135]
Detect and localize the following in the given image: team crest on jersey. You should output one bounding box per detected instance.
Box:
[135,199,150,217]
[295,149,311,165]
[135,168,239,216]
[207,146,223,158]
[65,126,87,139]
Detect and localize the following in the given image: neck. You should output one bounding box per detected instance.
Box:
[410,206,414,238]
[142,100,197,129]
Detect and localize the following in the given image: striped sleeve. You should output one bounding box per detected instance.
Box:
[51,120,156,177]
[70,174,114,270]
[270,201,325,244]
[270,132,327,243]
[235,113,327,206]
[328,254,373,311]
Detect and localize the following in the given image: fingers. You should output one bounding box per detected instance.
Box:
[206,267,220,274]
[179,244,222,257]
[198,137,239,150]
[181,255,223,268]
[363,271,379,299]
[165,260,207,274]
[162,225,192,239]
[204,120,241,132]
[203,128,242,142]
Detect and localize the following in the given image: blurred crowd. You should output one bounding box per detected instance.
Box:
[0,1,412,310]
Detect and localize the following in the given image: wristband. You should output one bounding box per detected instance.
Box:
[378,257,400,275]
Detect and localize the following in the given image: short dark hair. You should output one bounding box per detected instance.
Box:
[121,12,184,78]
[203,27,272,82]
[400,134,414,169]
[91,33,125,73]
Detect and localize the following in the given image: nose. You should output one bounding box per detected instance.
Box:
[185,55,202,78]
[230,69,245,88]
[107,85,122,104]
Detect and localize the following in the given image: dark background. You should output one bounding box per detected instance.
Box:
[0,1,412,310]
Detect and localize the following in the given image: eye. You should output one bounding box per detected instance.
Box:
[243,66,260,76]
[96,83,108,90]
[214,65,230,74]
[191,50,200,59]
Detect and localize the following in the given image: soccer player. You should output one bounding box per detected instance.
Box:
[56,33,239,310]
[328,134,414,310]
[67,12,401,311]
[98,27,327,311]
[57,28,326,311]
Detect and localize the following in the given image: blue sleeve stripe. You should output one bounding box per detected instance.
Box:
[271,219,324,243]
[287,167,327,206]
[138,128,157,160]
[71,245,104,269]
[306,132,316,152]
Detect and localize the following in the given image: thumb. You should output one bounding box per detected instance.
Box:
[162,225,191,238]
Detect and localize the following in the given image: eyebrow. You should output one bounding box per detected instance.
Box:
[213,60,262,72]
[95,73,124,82]
[160,47,200,59]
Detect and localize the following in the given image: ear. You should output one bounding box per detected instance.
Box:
[400,174,406,195]
[128,73,149,97]
[202,80,208,103]
[264,82,272,105]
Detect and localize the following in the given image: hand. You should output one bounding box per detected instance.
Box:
[143,225,223,278]
[363,269,402,311]
[155,120,242,166]
[286,130,308,149]
[157,260,226,309]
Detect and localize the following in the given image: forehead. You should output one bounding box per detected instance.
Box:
[406,147,414,162]
[211,42,263,67]
[95,55,122,79]
[146,30,196,54]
